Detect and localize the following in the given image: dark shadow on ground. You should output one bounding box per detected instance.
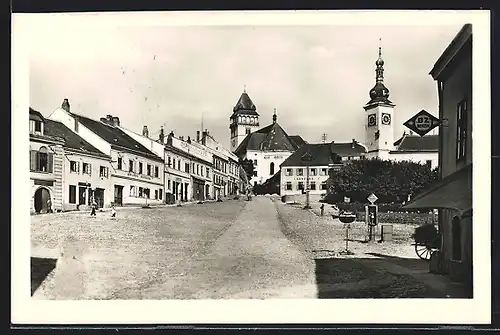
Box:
[364,252,429,272]
[31,257,57,296]
[314,257,446,299]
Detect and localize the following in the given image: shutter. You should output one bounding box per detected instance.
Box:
[47,153,53,173]
[30,150,37,171]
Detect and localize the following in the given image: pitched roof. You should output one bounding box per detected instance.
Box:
[330,141,367,156]
[392,134,439,152]
[44,119,110,159]
[234,122,299,157]
[281,143,336,167]
[231,92,259,117]
[289,135,307,148]
[29,107,45,122]
[70,112,163,162]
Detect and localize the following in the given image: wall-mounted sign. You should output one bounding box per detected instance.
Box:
[403,110,440,137]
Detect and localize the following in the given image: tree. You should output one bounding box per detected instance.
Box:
[238,158,255,183]
[325,158,439,204]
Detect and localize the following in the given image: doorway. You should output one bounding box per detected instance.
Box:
[34,187,50,213]
[94,188,105,208]
[114,185,123,206]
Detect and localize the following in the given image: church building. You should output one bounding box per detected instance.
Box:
[363,45,439,169]
[230,90,306,186]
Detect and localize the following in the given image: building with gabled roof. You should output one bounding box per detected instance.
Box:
[48,99,165,207]
[44,119,114,210]
[233,106,307,186]
[29,108,65,213]
[280,140,367,197]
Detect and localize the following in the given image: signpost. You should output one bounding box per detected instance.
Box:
[366,193,378,242]
[403,110,441,137]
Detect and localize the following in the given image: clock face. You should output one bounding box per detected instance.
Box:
[382,113,391,125]
[368,114,377,127]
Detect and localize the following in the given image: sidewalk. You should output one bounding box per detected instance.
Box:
[273,198,471,298]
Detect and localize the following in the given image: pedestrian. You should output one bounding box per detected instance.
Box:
[90,199,97,217]
[320,204,325,216]
[110,205,116,219]
[46,199,53,213]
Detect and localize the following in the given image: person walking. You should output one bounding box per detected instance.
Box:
[110,205,116,219]
[90,198,97,217]
[46,199,53,213]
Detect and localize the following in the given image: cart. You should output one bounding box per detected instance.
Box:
[412,223,441,261]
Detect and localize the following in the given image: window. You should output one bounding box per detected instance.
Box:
[206,167,210,178]
[99,166,108,178]
[270,162,275,175]
[426,160,432,169]
[167,180,171,190]
[144,188,150,199]
[310,182,316,190]
[321,181,328,190]
[253,159,257,166]
[69,185,77,204]
[320,168,328,176]
[154,190,158,199]
[130,185,136,197]
[70,161,79,173]
[167,156,171,167]
[129,160,134,172]
[201,167,204,176]
[147,164,152,176]
[285,168,293,176]
[117,157,122,170]
[246,128,251,134]
[298,182,304,190]
[172,158,176,169]
[196,164,199,175]
[185,163,190,173]
[155,166,159,178]
[138,187,143,197]
[452,216,462,261]
[30,147,53,173]
[456,98,468,161]
[139,162,143,174]
[310,168,317,176]
[253,171,257,177]
[159,189,163,200]
[286,182,292,190]
[178,160,181,170]
[83,162,91,175]
[297,168,304,176]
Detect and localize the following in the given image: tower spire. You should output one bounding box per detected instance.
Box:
[243,84,246,93]
[367,38,392,104]
[272,108,277,124]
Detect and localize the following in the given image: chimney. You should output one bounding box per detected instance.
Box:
[159,126,165,143]
[112,117,120,127]
[352,139,356,148]
[202,129,208,145]
[180,136,184,141]
[187,136,191,144]
[142,125,149,137]
[196,131,200,142]
[61,99,70,112]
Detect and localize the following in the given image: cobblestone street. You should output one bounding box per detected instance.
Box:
[31,197,467,299]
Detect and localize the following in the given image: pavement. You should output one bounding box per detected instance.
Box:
[30,196,470,299]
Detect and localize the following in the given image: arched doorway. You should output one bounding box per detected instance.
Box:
[34,187,51,213]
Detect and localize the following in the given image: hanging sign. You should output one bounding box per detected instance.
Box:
[403,110,440,137]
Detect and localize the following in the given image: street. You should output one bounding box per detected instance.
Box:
[31,197,467,300]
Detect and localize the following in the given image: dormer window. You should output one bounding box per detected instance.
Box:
[29,119,43,135]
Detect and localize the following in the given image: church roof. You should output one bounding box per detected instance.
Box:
[392,134,439,152]
[231,91,259,118]
[233,121,300,157]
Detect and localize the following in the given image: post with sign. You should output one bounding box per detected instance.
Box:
[365,193,378,242]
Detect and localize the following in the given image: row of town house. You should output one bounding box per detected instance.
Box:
[29,99,244,214]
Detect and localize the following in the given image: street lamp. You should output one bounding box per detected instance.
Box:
[301,151,313,210]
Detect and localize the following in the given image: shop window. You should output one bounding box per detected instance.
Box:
[321,182,328,190]
[298,182,304,190]
[310,182,316,190]
[286,182,292,190]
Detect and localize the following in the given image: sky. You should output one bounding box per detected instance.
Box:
[27,13,464,149]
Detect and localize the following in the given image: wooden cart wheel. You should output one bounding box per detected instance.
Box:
[415,244,434,260]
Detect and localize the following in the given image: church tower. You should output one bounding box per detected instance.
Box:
[229,88,260,152]
[364,42,396,160]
